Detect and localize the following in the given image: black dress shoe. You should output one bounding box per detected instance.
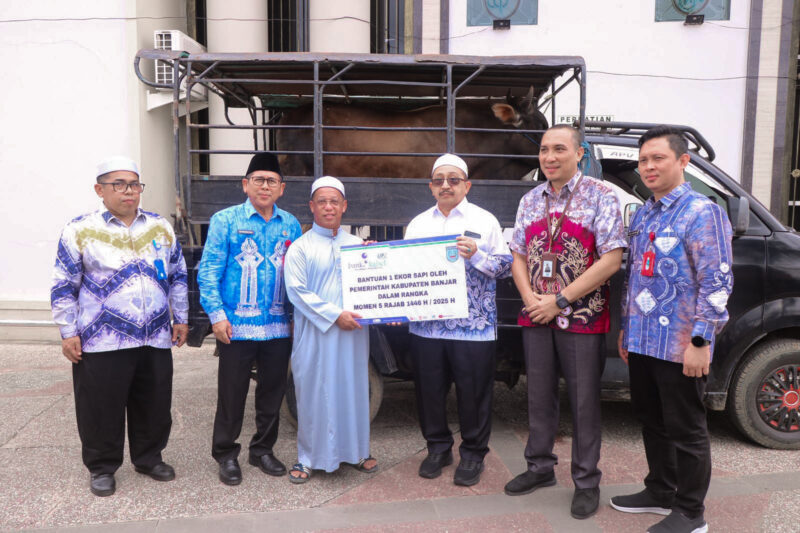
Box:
[453,459,484,487]
[418,450,454,479]
[571,487,600,519]
[249,453,287,476]
[134,462,175,482]
[90,473,115,497]
[504,470,556,496]
[219,458,242,486]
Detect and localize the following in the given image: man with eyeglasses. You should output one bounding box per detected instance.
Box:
[51,156,189,497]
[404,154,512,486]
[197,152,301,485]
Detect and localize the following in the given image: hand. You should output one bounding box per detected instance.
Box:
[525,293,561,324]
[363,239,377,245]
[212,319,233,344]
[61,336,82,363]
[335,311,363,330]
[618,331,628,364]
[683,344,710,377]
[172,323,189,347]
[456,236,477,260]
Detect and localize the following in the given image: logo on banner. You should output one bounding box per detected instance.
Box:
[348,250,387,270]
[445,246,459,263]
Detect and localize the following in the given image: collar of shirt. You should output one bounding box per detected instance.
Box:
[433,197,469,219]
[542,171,582,198]
[244,198,285,222]
[645,181,692,211]
[101,208,147,226]
[311,222,337,238]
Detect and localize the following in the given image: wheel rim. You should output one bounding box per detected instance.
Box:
[756,364,800,433]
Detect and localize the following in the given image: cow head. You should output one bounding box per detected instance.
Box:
[491,87,548,131]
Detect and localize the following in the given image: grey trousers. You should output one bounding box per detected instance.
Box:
[522,327,606,489]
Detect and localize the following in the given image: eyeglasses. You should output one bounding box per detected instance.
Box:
[430,177,465,187]
[99,181,145,193]
[249,176,282,187]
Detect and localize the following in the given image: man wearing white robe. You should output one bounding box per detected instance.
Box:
[284,176,375,481]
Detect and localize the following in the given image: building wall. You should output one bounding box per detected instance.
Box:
[446,1,752,184]
[0,1,140,303]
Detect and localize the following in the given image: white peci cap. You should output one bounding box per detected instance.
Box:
[311,175,345,197]
[96,156,139,178]
[432,153,468,178]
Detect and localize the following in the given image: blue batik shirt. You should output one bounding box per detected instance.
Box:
[405,198,513,341]
[198,199,302,340]
[621,182,733,363]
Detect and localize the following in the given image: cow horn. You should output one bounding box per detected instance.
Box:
[522,86,537,113]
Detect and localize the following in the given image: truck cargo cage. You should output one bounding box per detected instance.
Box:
[134,51,586,229]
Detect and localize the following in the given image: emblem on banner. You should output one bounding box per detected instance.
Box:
[446,246,459,263]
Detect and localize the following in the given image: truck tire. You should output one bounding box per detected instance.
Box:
[281,359,385,428]
[727,340,800,449]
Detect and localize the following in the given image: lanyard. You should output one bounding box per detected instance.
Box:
[544,173,584,252]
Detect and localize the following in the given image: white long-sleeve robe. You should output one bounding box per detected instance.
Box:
[284,223,370,472]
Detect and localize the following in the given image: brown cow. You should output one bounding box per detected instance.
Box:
[275,88,548,180]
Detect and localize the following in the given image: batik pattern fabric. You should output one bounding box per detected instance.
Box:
[51,209,188,353]
[621,182,733,363]
[197,200,301,341]
[510,173,626,334]
[405,199,512,341]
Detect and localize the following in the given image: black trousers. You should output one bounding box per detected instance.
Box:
[72,346,173,475]
[211,338,291,462]
[522,327,606,489]
[629,352,711,519]
[410,334,495,462]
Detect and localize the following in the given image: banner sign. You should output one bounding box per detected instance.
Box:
[341,234,469,325]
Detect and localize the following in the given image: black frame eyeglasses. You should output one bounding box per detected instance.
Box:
[100,181,146,193]
[249,176,282,187]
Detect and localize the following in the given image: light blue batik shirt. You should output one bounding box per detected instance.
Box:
[198,199,301,340]
[621,182,733,363]
[405,198,512,342]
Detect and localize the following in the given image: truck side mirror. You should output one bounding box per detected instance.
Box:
[729,196,750,235]
[624,203,639,228]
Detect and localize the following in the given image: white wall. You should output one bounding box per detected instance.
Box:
[447,1,751,182]
[0,1,140,302]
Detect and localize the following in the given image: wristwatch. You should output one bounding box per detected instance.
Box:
[555,292,570,310]
[691,336,710,347]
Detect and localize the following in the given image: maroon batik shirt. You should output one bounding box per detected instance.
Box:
[510,172,626,334]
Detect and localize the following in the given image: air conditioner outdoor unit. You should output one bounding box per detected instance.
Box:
[154,30,206,86]
[147,30,208,112]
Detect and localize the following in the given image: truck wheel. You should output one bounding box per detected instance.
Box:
[728,340,800,449]
[281,359,385,428]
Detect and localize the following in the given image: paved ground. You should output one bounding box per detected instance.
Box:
[1,342,799,533]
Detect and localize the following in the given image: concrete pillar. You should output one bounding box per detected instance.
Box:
[421,0,441,54]
[206,0,268,176]
[309,0,370,52]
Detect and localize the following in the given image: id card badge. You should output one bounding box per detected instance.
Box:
[640,232,656,277]
[541,252,557,280]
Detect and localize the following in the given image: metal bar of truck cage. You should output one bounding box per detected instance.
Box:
[173,60,183,231]
[197,78,448,88]
[193,60,220,81]
[189,124,314,130]
[551,80,556,126]
[189,149,539,159]
[446,65,454,153]
[313,61,322,177]
[184,65,196,241]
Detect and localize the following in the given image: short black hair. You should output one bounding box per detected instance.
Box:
[544,124,582,149]
[638,125,688,158]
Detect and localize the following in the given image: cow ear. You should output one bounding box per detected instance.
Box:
[492,103,520,125]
